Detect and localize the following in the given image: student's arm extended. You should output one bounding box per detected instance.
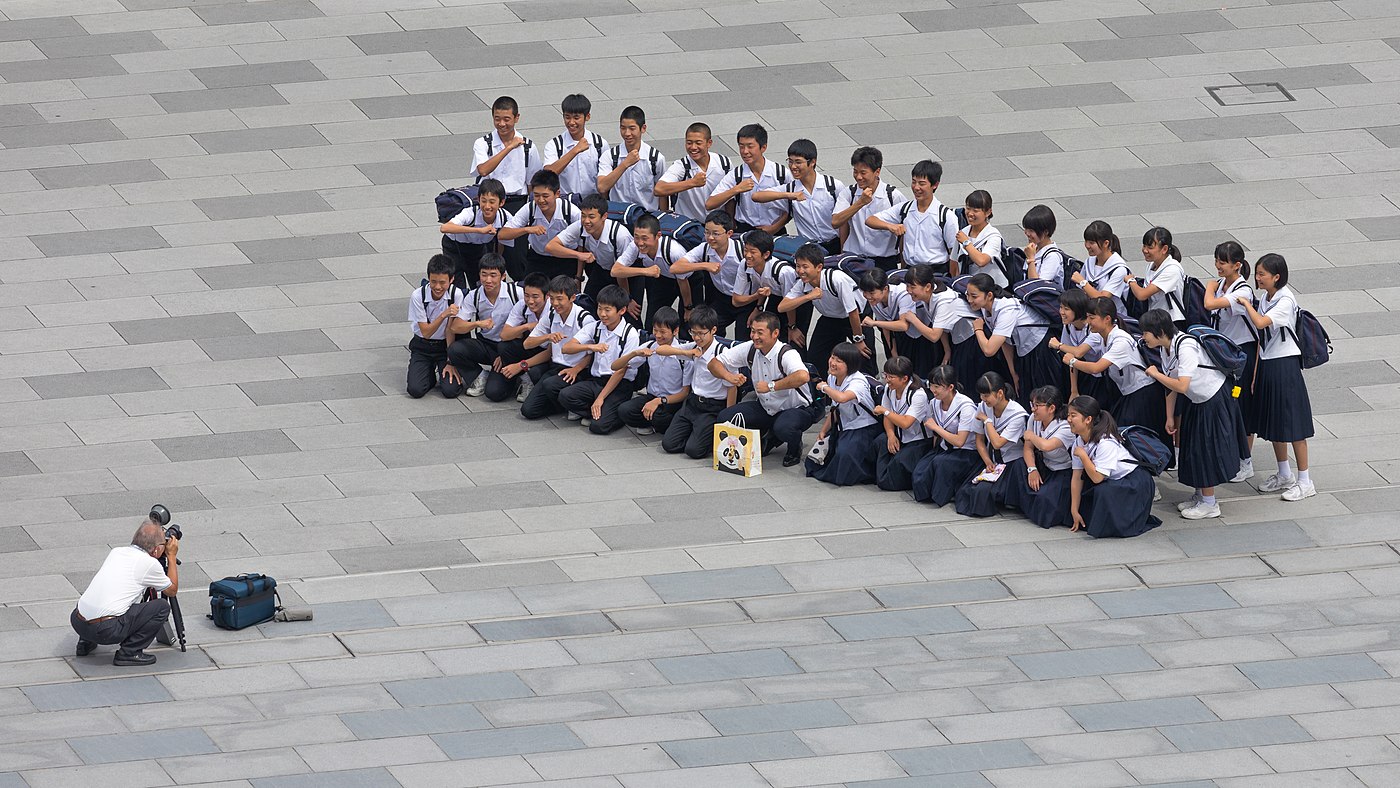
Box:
[544,135,590,175]
[1066,351,1113,375]
[832,187,870,229]
[500,316,537,342]
[1238,295,1276,330]
[597,148,639,195]
[732,285,769,308]
[752,188,796,204]
[904,311,945,344]
[611,344,651,372]
[1147,364,1190,396]
[545,235,592,263]
[476,136,523,178]
[706,173,751,211]
[865,313,909,334]
[497,223,543,243]
[777,285,820,314]
[1070,469,1086,531]
[816,379,857,404]
[971,317,1007,357]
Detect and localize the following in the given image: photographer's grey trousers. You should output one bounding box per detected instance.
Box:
[71,598,169,656]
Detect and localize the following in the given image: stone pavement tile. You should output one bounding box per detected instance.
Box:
[518,661,669,697]
[661,731,812,767]
[68,727,218,764]
[474,613,617,643]
[1280,622,1400,658]
[595,518,740,552]
[524,743,677,780]
[971,677,1121,713]
[645,566,794,604]
[1239,654,1389,689]
[423,562,569,594]
[958,596,1107,630]
[1089,584,1240,618]
[1022,728,1177,765]
[293,652,441,689]
[1254,736,1400,773]
[869,578,1010,608]
[383,672,532,709]
[611,679,760,716]
[1134,556,1277,586]
[1185,602,1335,639]
[157,664,307,702]
[915,624,1066,662]
[652,649,802,685]
[741,590,882,622]
[1118,748,1273,784]
[432,722,587,760]
[1167,521,1316,558]
[1146,634,1293,670]
[247,766,404,787]
[1010,645,1161,681]
[826,607,977,641]
[156,748,314,784]
[880,656,1026,693]
[297,737,450,773]
[19,679,171,714]
[693,620,842,654]
[1222,573,1372,608]
[933,707,1084,743]
[1067,696,1218,732]
[889,740,1042,776]
[17,761,174,788]
[1159,715,1313,753]
[755,752,908,786]
[1202,685,1353,721]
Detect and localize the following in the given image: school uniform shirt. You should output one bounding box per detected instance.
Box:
[644,340,693,398]
[712,157,789,228]
[503,198,577,255]
[829,373,878,431]
[409,284,464,340]
[874,197,958,266]
[883,384,931,444]
[541,128,607,197]
[461,284,519,343]
[1259,286,1302,361]
[987,297,1048,358]
[445,204,512,246]
[597,142,666,210]
[962,224,1006,286]
[1165,334,1227,404]
[871,282,920,338]
[1147,259,1187,322]
[1063,322,1106,375]
[977,401,1030,462]
[785,267,866,320]
[786,173,842,242]
[1033,243,1068,287]
[1079,253,1131,306]
[658,153,731,222]
[930,392,978,451]
[716,340,809,415]
[636,236,692,281]
[1071,435,1135,480]
[836,181,906,258]
[734,259,798,301]
[689,341,730,400]
[530,304,597,366]
[505,300,545,334]
[1032,418,1075,471]
[680,238,743,296]
[470,131,539,197]
[553,219,639,271]
[1098,327,1153,395]
[926,290,979,344]
[575,320,644,380]
[1213,277,1257,347]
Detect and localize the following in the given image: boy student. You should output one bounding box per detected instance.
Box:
[446,253,519,398]
[491,272,552,403]
[778,243,876,377]
[706,123,791,235]
[500,170,577,280]
[661,305,735,459]
[472,96,537,279]
[439,177,510,290]
[546,194,640,303]
[753,138,842,255]
[670,210,744,335]
[832,146,905,271]
[521,275,597,419]
[627,213,692,329]
[709,311,824,467]
[541,93,605,198]
[617,306,691,436]
[597,105,666,211]
[731,229,807,341]
[654,122,732,221]
[867,159,960,274]
[407,255,465,399]
[559,285,644,434]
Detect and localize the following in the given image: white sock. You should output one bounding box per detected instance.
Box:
[1298,469,1311,484]
[1202,494,1217,506]
[1240,458,1253,470]
[1277,460,1292,478]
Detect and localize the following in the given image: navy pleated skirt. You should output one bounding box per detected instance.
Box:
[808,423,881,486]
[1112,383,1169,446]
[894,332,942,378]
[1075,370,1118,411]
[1018,334,1067,407]
[873,435,933,492]
[955,457,1025,517]
[952,335,1010,396]
[912,447,983,506]
[1251,355,1314,443]
[1235,340,1258,435]
[1081,467,1161,538]
[1004,466,1073,528]
[1178,383,1245,490]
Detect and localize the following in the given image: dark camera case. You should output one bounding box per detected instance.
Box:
[208,574,279,630]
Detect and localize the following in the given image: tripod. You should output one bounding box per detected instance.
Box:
[147,551,186,652]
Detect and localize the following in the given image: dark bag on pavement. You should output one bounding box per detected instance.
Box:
[208,574,280,630]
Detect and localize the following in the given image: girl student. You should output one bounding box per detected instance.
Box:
[1070,220,1131,312]
[807,342,881,486]
[900,264,971,377]
[1067,395,1162,538]
[1140,309,1248,520]
[955,190,1006,286]
[1202,241,1258,483]
[965,273,1060,405]
[1059,296,1169,448]
[1048,287,1112,407]
[859,268,933,374]
[1021,204,1069,288]
[954,372,1030,518]
[911,365,981,506]
[1006,385,1077,528]
[871,355,933,491]
[1124,226,1188,327]
[1235,253,1315,501]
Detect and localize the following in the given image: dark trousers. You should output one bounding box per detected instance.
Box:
[717,399,823,461]
[501,195,528,280]
[442,237,491,291]
[559,378,636,434]
[620,394,683,433]
[817,237,841,256]
[808,315,877,377]
[521,364,589,419]
[407,336,463,399]
[446,335,498,387]
[774,300,814,340]
[72,599,169,656]
[663,394,728,459]
[526,248,578,281]
[710,292,747,338]
[870,254,901,272]
[482,337,533,402]
[644,277,682,330]
[583,264,618,302]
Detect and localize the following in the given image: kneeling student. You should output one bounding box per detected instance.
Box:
[912,365,979,506]
[872,356,933,492]
[662,305,735,459]
[1068,395,1162,538]
[447,254,519,398]
[1007,385,1076,529]
[491,272,551,403]
[710,311,823,467]
[954,372,1030,517]
[807,342,881,486]
[559,286,645,434]
[521,275,597,419]
[439,177,511,290]
[617,307,692,435]
[407,254,465,399]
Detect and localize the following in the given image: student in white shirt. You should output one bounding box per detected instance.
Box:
[956,190,1005,285]
[671,210,744,335]
[729,230,794,341]
[778,243,876,377]
[807,342,881,486]
[597,105,666,211]
[1021,204,1071,288]
[706,123,791,234]
[499,170,578,281]
[833,146,905,270]
[472,96,537,279]
[447,254,520,399]
[1071,220,1131,313]
[1007,385,1077,529]
[912,364,982,506]
[438,178,510,290]
[541,93,606,198]
[867,160,958,273]
[1060,297,1170,451]
[72,518,179,666]
[955,371,1031,518]
[965,273,1055,403]
[1237,253,1315,502]
[1048,288,1108,406]
[654,122,731,222]
[709,311,824,467]
[627,213,689,330]
[406,255,465,400]
[858,267,926,372]
[1125,226,1187,326]
[546,194,640,303]
[661,305,735,459]
[520,275,598,420]
[871,355,933,492]
[617,307,692,436]
[901,264,976,378]
[1068,395,1162,538]
[489,272,552,404]
[752,138,841,254]
[559,286,645,434]
[1202,241,1258,482]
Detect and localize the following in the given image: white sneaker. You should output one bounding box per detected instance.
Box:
[634,426,655,436]
[465,375,487,397]
[516,377,534,403]
[1153,486,1162,502]
[580,417,592,427]
[1282,480,1317,501]
[566,411,582,422]
[1230,463,1254,483]
[1258,473,1295,493]
[1177,492,1203,512]
[1181,501,1222,520]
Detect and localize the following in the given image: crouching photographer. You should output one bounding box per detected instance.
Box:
[71,509,180,666]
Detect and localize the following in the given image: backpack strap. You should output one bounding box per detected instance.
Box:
[717,153,732,174]
[823,174,835,200]
[681,156,691,180]
[884,184,896,204]
[608,221,621,258]
[648,148,659,178]
[592,132,603,160]
[483,133,493,156]
[611,144,620,169]
[552,134,564,158]
[775,163,788,184]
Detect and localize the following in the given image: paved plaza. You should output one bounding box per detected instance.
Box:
[5,0,1400,785]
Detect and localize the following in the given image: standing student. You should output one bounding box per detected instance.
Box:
[1072,220,1130,313]
[858,268,926,371]
[866,160,958,273]
[1125,226,1187,326]
[709,311,824,467]
[1203,241,1258,483]
[597,105,666,211]
[1068,396,1162,538]
[706,123,791,234]
[1022,204,1069,288]
[1236,253,1315,501]
[871,356,933,492]
[955,372,1030,517]
[733,229,807,340]
[628,214,692,329]
[490,272,551,403]
[965,273,1057,403]
[406,254,465,399]
[901,264,975,378]
[911,365,981,506]
[541,93,605,198]
[655,122,730,221]
[832,146,905,271]
[1048,288,1108,406]
[500,170,578,280]
[439,177,510,290]
[956,190,1005,286]
[546,194,639,303]
[1061,297,1169,446]
[752,139,842,254]
[471,96,537,279]
[778,243,876,377]
[617,307,691,436]
[807,342,881,486]
[671,210,744,335]
[447,254,519,398]
[1140,309,1247,520]
[1006,386,1076,529]
[520,275,597,420]
[661,305,735,459]
[559,286,644,434]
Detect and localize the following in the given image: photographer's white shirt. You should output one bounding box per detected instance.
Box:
[77,545,170,619]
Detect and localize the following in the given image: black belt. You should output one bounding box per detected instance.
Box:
[75,609,116,625]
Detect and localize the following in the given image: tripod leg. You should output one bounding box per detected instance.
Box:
[169,597,186,652]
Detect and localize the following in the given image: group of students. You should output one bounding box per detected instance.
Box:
[405,92,1320,536]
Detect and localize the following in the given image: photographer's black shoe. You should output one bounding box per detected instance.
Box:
[113,650,156,667]
[783,453,802,467]
[75,640,96,657]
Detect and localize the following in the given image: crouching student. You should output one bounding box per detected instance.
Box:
[618,307,691,436]
[1006,386,1076,528]
[439,178,510,290]
[732,229,806,342]
[521,275,597,420]
[710,311,823,467]
[912,365,980,506]
[955,372,1030,517]
[671,210,744,335]
[1062,297,1169,444]
[559,286,643,434]
[407,254,465,399]
[778,243,875,377]
[1068,395,1161,538]
[628,214,691,329]
[490,272,551,403]
[859,268,930,373]
[662,305,735,458]
[871,356,933,491]
[447,254,519,398]
[499,169,578,280]
[965,273,1053,402]
[807,342,880,486]
[1048,288,1112,407]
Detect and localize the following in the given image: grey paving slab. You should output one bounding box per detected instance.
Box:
[662,731,813,767]
[645,567,794,604]
[1158,716,1312,752]
[1238,655,1389,689]
[235,233,377,263]
[474,613,617,642]
[23,677,171,712]
[431,723,587,759]
[890,740,1042,776]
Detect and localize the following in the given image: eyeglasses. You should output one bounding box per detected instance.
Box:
[786,158,809,166]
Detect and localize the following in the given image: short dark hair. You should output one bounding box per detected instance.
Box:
[737,123,768,147]
[911,159,942,185]
[426,254,452,278]
[795,242,825,267]
[977,371,1012,398]
[787,138,817,161]
[561,93,591,115]
[1022,204,1057,238]
[965,189,992,219]
[580,193,609,215]
[858,267,889,293]
[522,272,549,292]
[743,229,774,257]
[1058,287,1089,320]
[620,105,646,126]
[688,303,720,330]
[830,342,864,373]
[597,284,630,311]
[1140,308,1176,339]
[751,311,781,332]
[491,96,519,114]
[652,306,681,331]
[686,122,712,139]
[1030,385,1067,420]
[477,178,506,202]
[633,213,660,236]
[703,210,734,232]
[530,169,560,192]
[1256,253,1288,288]
[547,275,579,296]
[851,146,883,171]
[477,253,506,274]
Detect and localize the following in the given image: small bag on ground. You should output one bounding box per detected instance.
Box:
[208,573,280,630]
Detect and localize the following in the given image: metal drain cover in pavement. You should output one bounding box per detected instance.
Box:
[1207,82,1296,106]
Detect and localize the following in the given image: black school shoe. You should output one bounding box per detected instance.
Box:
[113,651,156,666]
[75,640,96,657]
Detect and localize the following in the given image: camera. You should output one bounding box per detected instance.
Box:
[149,504,182,542]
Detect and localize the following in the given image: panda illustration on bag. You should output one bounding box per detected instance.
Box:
[715,428,749,476]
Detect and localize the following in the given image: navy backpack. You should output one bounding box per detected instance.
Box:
[1119,425,1172,476]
